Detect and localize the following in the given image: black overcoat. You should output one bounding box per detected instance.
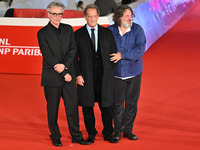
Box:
[74,24,117,107]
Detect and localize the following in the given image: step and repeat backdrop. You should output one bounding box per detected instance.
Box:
[0,0,195,74]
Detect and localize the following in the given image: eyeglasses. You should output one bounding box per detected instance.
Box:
[48,12,63,17]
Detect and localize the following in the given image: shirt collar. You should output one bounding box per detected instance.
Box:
[49,21,60,31]
[118,26,131,36]
[86,24,98,31]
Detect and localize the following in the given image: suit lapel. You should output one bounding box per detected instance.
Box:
[83,25,93,55]
[98,25,103,53]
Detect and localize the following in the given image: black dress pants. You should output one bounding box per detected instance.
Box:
[82,106,113,137]
[44,81,83,141]
[113,73,142,133]
[82,61,113,137]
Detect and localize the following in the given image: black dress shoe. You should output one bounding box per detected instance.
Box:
[123,132,138,140]
[114,132,121,141]
[104,135,119,143]
[72,138,91,145]
[52,139,62,146]
[87,136,95,143]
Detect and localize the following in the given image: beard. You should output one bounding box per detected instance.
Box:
[121,20,132,28]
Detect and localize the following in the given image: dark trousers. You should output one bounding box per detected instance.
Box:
[82,61,113,137]
[44,81,82,141]
[82,106,113,137]
[113,73,142,133]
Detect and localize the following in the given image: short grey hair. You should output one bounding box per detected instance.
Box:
[46,1,65,13]
[84,4,100,16]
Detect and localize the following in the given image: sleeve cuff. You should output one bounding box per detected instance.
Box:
[60,69,68,78]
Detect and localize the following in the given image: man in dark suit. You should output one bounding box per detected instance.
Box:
[94,0,117,16]
[74,4,118,143]
[122,0,138,4]
[37,2,90,146]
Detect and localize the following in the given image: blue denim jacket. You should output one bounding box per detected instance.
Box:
[107,23,146,78]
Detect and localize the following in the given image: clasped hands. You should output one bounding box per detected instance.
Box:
[54,64,72,82]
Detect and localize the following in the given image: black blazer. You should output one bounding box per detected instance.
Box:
[74,24,117,107]
[37,22,77,87]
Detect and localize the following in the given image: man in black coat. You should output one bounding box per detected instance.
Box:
[74,4,118,143]
[94,0,117,16]
[37,1,90,146]
[122,0,138,4]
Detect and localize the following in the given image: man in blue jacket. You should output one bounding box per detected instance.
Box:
[108,5,146,142]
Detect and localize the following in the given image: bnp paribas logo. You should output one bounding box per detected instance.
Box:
[0,38,42,56]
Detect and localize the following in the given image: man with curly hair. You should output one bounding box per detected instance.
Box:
[108,5,146,142]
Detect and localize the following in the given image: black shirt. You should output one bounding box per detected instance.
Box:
[49,22,61,38]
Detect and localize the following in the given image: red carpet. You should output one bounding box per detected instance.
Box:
[0,1,200,150]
